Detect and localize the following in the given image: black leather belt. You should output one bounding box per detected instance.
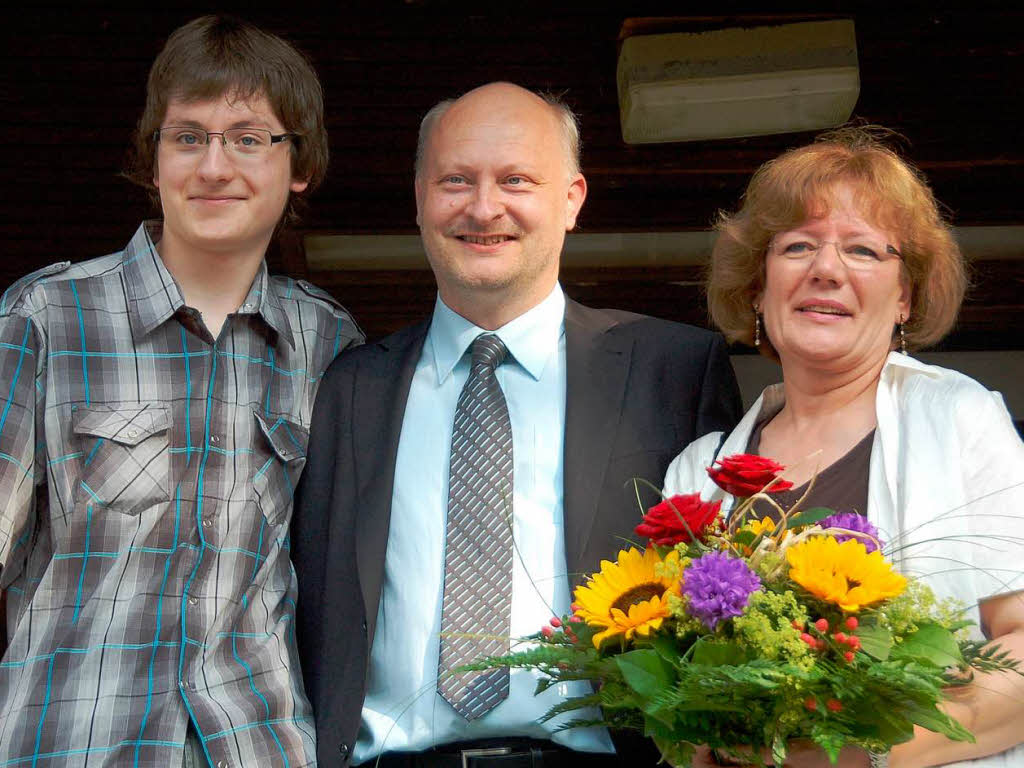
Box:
[371,739,620,768]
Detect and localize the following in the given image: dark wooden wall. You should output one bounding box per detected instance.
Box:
[3,3,1022,348]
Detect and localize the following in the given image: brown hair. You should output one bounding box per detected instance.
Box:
[125,15,328,224]
[707,125,967,357]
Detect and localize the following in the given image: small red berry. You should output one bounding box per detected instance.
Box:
[826,698,843,712]
[568,615,582,623]
[549,617,562,628]
[814,618,829,633]
[541,626,554,638]
[804,697,817,711]
[847,635,861,650]
[791,619,805,631]
[844,651,856,663]
[800,632,815,646]
[833,632,847,644]
[565,632,578,643]
[571,602,581,612]
[845,616,859,630]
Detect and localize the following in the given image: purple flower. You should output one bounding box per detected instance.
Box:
[681,552,762,630]
[819,512,883,553]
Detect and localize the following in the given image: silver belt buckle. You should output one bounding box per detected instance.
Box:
[460,747,512,768]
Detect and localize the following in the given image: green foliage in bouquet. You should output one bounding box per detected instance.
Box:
[462,454,1023,766]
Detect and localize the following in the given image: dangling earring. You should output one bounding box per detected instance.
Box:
[753,306,761,347]
[898,315,907,355]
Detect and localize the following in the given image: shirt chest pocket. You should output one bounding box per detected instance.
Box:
[71,404,171,515]
[252,412,309,526]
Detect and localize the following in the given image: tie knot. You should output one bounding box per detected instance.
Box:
[470,333,508,372]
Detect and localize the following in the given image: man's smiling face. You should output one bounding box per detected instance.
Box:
[414,83,586,322]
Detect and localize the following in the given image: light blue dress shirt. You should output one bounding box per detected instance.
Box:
[355,285,614,762]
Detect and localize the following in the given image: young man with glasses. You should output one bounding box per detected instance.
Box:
[0,15,361,767]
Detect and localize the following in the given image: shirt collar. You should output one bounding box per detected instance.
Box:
[429,284,566,385]
[237,265,295,349]
[122,220,292,347]
[122,221,185,338]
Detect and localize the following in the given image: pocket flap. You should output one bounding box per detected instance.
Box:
[72,404,171,446]
[253,412,308,463]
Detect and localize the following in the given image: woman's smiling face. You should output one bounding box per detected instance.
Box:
[758,183,912,374]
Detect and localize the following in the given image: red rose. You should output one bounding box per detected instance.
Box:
[635,493,722,546]
[706,453,794,497]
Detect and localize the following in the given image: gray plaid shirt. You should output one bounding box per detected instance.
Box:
[0,222,362,767]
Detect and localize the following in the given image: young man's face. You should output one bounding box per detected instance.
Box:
[153,92,307,259]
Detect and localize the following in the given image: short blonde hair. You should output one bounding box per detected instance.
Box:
[708,126,967,357]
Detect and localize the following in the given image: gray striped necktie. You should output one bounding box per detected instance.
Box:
[437,333,513,720]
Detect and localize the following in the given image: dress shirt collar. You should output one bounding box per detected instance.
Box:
[122,220,293,346]
[429,284,566,385]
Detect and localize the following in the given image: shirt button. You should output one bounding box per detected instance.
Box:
[210,435,220,444]
[217,762,228,768]
[188,596,198,606]
[126,429,139,438]
[241,303,254,311]
[202,517,213,528]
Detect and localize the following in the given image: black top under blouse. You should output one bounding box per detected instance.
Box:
[743,419,875,523]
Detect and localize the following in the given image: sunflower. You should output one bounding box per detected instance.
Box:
[573,547,679,649]
[786,536,907,612]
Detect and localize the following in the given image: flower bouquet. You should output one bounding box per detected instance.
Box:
[462,454,1022,766]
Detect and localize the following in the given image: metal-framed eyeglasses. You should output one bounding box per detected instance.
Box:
[154,126,299,160]
[769,235,903,271]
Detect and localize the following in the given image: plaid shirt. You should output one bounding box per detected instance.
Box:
[0,222,362,767]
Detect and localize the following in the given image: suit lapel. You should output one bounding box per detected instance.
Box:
[354,320,430,643]
[562,300,633,580]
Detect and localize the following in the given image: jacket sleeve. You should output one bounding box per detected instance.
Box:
[694,333,743,438]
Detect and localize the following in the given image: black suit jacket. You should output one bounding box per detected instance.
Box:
[292,299,742,766]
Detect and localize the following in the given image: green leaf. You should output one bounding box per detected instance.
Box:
[691,637,751,666]
[614,649,675,699]
[895,624,964,668]
[786,507,836,528]
[732,530,758,548]
[900,699,975,742]
[855,625,893,661]
[651,632,681,665]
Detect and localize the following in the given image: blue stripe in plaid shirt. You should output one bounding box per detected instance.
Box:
[0,222,362,767]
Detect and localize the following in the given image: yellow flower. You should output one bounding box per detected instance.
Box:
[786,536,906,612]
[574,547,679,649]
[745,516,777,537]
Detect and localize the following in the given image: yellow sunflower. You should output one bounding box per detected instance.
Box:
[573,547,679,649]
[786,536,907,612]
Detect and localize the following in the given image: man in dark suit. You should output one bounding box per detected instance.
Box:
[293,82,742,768]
